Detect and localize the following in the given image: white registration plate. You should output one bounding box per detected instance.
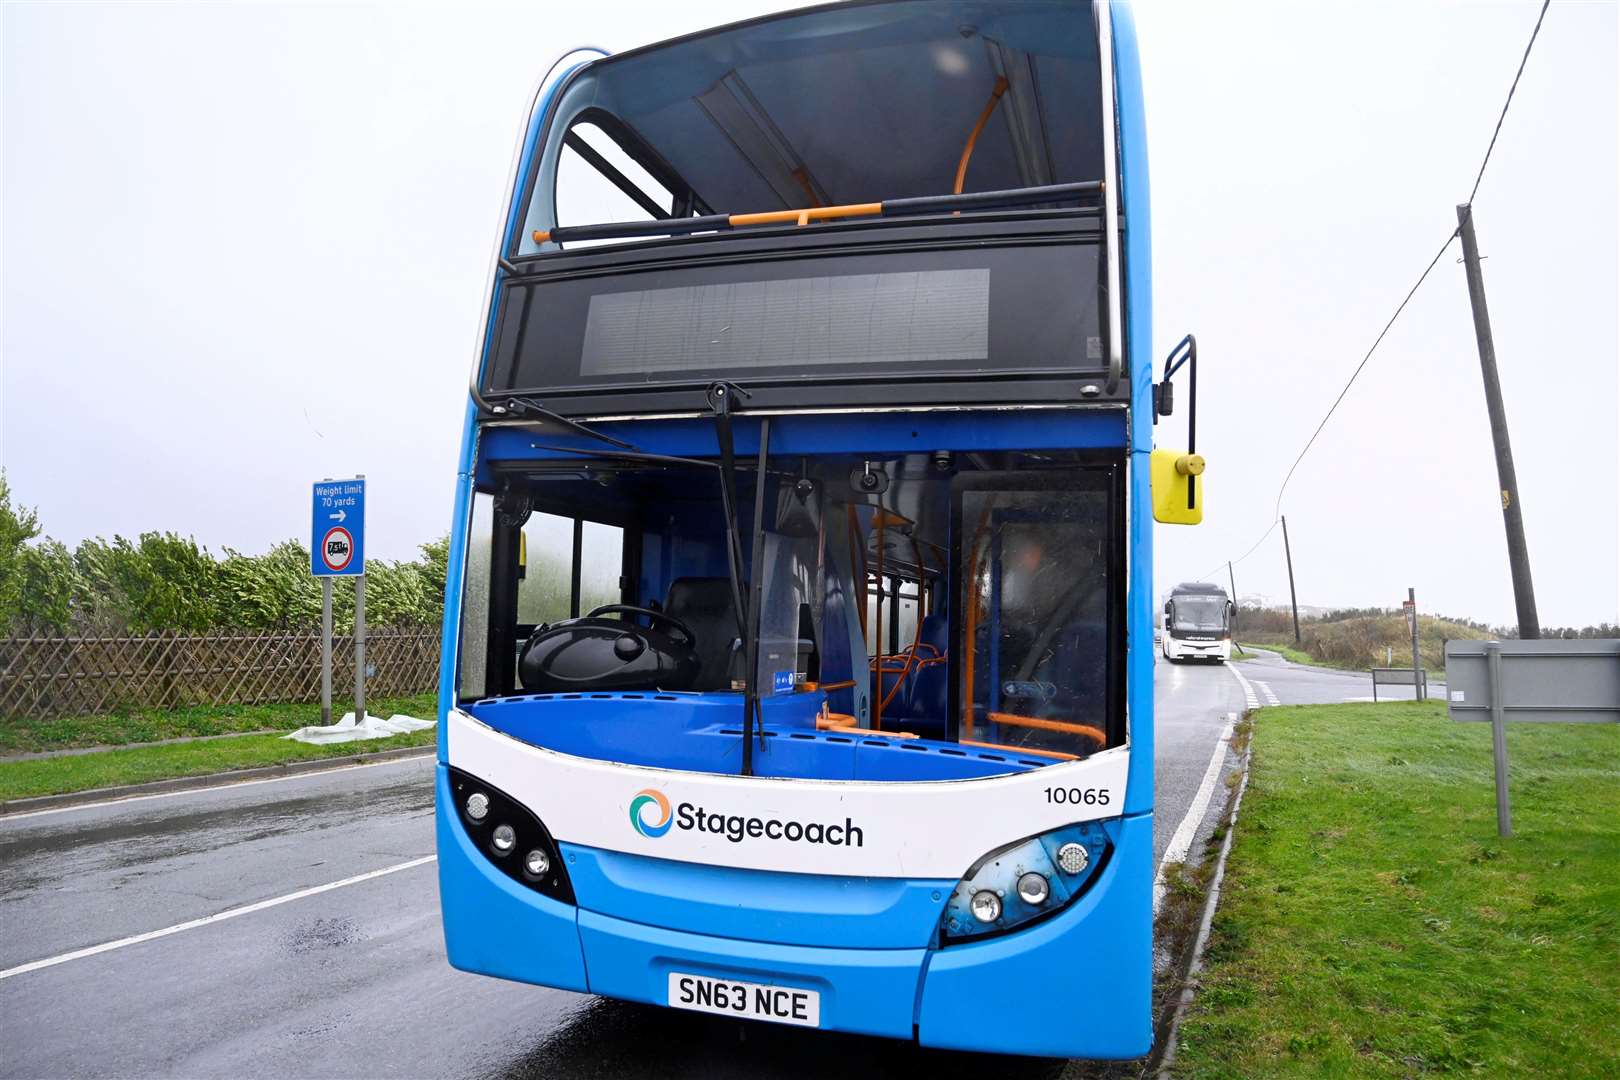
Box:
[667,971,821,1028]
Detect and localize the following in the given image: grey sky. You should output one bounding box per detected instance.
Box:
[3,1,1616,627]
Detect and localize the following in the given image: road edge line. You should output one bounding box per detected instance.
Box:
[1227,661,1261,710]
[1152,715,1235,914]
[1153,717,1255,1078]
[0,855,438,980]
[0,744,435,818]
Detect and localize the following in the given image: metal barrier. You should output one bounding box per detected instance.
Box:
[1370,666,1426,702]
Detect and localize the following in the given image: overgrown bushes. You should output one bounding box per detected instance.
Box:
[1239,600,1617,672]
[1,473,447,635]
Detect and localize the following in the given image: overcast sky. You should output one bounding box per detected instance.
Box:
[3,1,1616,628]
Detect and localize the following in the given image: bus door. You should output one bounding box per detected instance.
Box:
[951,468,1124,758]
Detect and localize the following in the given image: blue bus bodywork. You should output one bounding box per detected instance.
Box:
[436,1,1159,1059]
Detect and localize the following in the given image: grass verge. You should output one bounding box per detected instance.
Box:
[1237,642,1323,668]
[1237,642,1444,679]
[1173,701,1619,1078]
[0,725,436,802]
[0,692,437,754]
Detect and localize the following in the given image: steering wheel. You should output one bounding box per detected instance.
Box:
[585,605,697,649]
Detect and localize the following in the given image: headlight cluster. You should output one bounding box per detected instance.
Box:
[448,767,574,904]
[939,822,1110,943]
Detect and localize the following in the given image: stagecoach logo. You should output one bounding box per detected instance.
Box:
[629,788,673,838]
[627,788,865,847]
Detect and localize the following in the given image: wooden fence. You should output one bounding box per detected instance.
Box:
[0,629,441,721]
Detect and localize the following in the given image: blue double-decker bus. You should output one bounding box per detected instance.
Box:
[436,0,1201,1059]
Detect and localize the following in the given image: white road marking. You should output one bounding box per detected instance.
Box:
[1152,715,1234,915]
[1226,663,1261,710]
[0,855,437,981]
[0,754,432,824]
[1257,681,1281,706]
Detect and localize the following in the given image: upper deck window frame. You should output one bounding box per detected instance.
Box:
[547,107,713,242]
[511,1,1106,261]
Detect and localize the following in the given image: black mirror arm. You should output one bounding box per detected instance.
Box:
[1159,335,1199,510]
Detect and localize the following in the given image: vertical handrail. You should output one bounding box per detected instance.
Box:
[1094,0,1124,394]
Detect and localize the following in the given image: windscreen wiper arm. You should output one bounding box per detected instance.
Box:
[485,393,636,451]
[706,382,752,646]
[705,382,770,775]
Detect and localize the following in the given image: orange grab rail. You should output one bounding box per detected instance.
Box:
[527,180,1104,247]
[960,739,1078,761]
[986,712,1107,746]
[954,76,1010,195]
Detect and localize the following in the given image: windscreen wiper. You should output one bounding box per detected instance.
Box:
[740,417,773,773]
[705,382,769,775]
[484,393,636,451]
[528,444,718,469]
[707,382,752,647]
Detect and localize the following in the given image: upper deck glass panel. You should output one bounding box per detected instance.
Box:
[518,1,1105,254]
[489,1,1118,417]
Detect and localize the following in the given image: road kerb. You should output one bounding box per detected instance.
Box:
[1151,717,1256,1078]
[0,744,435,817]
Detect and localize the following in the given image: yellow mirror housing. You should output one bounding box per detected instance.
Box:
[1151,449,1205,525]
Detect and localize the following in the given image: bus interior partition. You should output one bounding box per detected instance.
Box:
[457,446,1125,783]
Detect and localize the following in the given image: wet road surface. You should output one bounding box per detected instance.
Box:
[1232,646,1443,705]
[1,659,1293,1078]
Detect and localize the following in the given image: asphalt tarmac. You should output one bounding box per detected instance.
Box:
[0,657,1341,1079]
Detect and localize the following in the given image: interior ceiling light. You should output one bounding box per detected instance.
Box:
[984,39,1054,189]
[695,70,830,209]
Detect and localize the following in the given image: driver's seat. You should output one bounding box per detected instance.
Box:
[664,578,739,691]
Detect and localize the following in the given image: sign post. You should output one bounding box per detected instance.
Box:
[1404,589,1423,701]
[312,477,367,723]
[1446,638,1620,838]
[1485,642,1511,836]
[321,577,333,725]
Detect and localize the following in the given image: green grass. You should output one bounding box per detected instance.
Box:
[1174,702,1620,1079]
[1238,642,1323,668]
[0,692,437,754]
[1238,642,1443,679]
[0,725,436,802]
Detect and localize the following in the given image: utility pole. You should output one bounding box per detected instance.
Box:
[1281,515,1301,644]
[1457,204,1540,639]
[1407,586,1424,702]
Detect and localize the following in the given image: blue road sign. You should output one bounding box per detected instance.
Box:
[311,478,366,577]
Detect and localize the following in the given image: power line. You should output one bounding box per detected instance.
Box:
[1197,0,1554,587]
[1197,520,1278,585]
[1271,228,1457,523]
[1467,0,1552,209]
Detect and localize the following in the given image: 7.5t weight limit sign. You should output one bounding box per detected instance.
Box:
[312,479,366,577]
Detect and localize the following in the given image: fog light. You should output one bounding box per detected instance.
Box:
[1017,871,1050,905]
[523,849,550,878]
[491,824,516,854]
[969,890,1002,924]
[1056,842,1089,875]
[465,792,489,821]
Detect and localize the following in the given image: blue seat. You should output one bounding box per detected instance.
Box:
[883,615,950,737]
